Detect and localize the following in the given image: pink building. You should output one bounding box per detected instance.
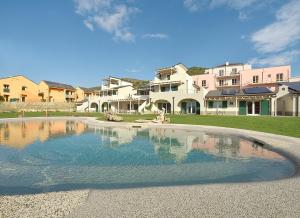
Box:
[240,65,291,88]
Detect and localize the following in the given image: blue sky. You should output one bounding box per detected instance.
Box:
[0,0,299,87]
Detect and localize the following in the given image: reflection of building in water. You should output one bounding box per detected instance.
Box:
[0,120,88,149]
[95,127,140,148]
[150,129,283,162]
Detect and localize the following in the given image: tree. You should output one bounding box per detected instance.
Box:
[187,67,206,76]
[0,95,5,102]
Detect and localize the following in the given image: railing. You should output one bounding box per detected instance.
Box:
[150,89,200,95]
[3,88,10,93]
[65,94,75,98]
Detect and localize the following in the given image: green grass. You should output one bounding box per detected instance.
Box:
[1,112,299,138]
[98,114,300,138]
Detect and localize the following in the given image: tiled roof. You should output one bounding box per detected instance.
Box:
[43,80,75,90]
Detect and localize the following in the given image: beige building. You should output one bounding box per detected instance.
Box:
[0,75,40,102]
[76,87,101,102]
[38,80,76,102]
[77,77,149,113]
[149,63,207,114]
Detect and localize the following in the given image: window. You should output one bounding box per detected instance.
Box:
[202,80,207,87]
[229,101,234,106]
[276,73,283,82]
[219,70,224,76]
[208,101,227,109]
[232,68,237,74]
[268,74,271,78]
[3,84,10,93]
[171,85,178,91]
[232,78,237,85]
[167,75,171,80]
[219,80,224,86]
[22,86,27,91]
[253,76,259,83]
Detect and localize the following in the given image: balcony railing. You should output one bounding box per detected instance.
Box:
[65,94,75,98]
[3,88,10,93]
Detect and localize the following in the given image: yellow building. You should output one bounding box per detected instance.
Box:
[38,80,76,102]
[76,86,101,102]
[0,75,40,102]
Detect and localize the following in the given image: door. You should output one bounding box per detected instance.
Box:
[247,102,253,114]
[260,100,270,115]
[239,101,246,115]
[254,101,260,114]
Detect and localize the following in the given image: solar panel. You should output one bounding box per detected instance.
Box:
[243,87,272,94]
[221,89,237,95]
[288,83,300,92]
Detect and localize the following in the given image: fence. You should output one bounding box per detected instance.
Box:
[0,102,76,112]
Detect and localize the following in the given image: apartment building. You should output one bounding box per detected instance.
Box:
[0,75,40,102]
[38,80,76,102]
[76,86,101,102]
[149,63,207,114]
[77,76,149,113]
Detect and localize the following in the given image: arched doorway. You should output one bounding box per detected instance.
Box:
[90,102,99,112]
[155,100,171,114]
[179,99,200,114]
[101,102,111,112]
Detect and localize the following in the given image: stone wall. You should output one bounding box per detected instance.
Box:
[0,102,76,112]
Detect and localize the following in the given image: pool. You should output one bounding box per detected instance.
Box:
[0,119,295,194]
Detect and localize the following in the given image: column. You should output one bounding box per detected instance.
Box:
[117,101,120,113]
[298,96,300,117]
[252,100,255,115]
[292,95,297,116]
[129,100,132,114]
[235,98,238,116]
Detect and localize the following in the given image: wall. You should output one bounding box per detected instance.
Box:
[192,74,216,91]
[0,76,41,102]
[240,66,291,87]
[0,102,75,112]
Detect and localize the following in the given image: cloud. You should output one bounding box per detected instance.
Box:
[183,0,202,12]
[74,0,138,42]
[251,0,300,53]
[209,0,257,10]
[183,0,258,12]
[249,50,300,66]
[143,33,169,39]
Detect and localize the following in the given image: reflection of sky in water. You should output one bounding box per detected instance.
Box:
[0,120,295,194]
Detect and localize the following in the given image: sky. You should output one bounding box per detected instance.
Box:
[0,0,299,87]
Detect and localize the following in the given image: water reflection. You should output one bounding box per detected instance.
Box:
[0,120,293,194]
[0,120,283,162]
[0,120,89,149]
[94,126,283,162]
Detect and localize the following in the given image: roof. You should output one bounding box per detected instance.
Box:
[78,86,101,92]
[279,82,300,93]
[206,87,274,98]
[215,62,245,68]
[0,75,38,84]
[157,63,188,73]
[42,80,75,90]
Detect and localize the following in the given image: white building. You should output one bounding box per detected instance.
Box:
[149,63,207,114]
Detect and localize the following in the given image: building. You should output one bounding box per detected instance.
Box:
[76,86,101,102]
[240,65,291,88]
[77,76,149,113]
[38,80,76,102]
[205,87,276,116]
[193,62,252,91]
[149,63,207,114]
[0,75,40,102]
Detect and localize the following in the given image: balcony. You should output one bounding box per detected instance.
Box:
[3,88,10,93]
[65,94,75,99]
[216,83,240,88]
[217,73,240,78]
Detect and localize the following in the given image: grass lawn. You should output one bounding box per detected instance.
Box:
[0,112,299,138]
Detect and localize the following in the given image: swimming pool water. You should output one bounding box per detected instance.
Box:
[0,120,295,194]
